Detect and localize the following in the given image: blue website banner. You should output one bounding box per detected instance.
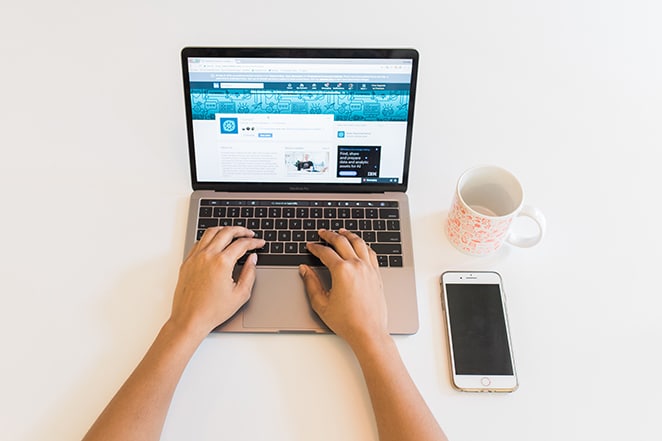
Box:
[189,87,411,122]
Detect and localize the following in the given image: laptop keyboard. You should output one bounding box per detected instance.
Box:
[196,199,403,267]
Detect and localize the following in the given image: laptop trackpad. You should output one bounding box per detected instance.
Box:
[242,267,330,331]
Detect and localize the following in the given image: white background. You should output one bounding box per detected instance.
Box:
[1,1,660,440]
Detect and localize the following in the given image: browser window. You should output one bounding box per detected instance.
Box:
[187,57,414,185]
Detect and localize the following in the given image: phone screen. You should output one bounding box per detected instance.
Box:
[445,283,514,375]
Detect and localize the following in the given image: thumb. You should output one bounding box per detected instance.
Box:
[298,264,328,314]
[235,253,258,302]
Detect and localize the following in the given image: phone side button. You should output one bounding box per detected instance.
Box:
[481,377,491,386]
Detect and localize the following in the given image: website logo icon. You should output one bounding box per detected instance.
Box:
[220,118,238,134]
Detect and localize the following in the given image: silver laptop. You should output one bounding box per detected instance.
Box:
[180,47,419,334]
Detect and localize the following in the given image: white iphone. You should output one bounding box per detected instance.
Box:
[440,271,518,392]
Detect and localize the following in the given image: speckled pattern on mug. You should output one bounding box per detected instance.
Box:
[446,196,513,256]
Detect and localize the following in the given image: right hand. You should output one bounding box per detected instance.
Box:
[298,229,389,347]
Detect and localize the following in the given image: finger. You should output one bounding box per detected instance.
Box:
[368,246,380,269]
[338,228,372,260]
[318,229,358,260]
[306,241,344,269]
[204,226,256,255]
[192,226,225,255]
[221,237,266,264]
[298,264,328,315]
[234,253,259,302]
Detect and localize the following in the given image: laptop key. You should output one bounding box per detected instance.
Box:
[264,230,277,241]
[387,220,400,230]
[198,218,219,229]
[352,208,365,218]
[377,231,401,243]
[372,220,386,230]
[275,219,288,229]
[359,220,372,230]
[388,255,403,267]
[292,230,305,241]
[201,199,221,206]
[261,218,274,229]
[371,243,402,254]
[331,219,343,230]
[278,231,291,241]
[362,231,376,242]
[303,219,316,229]
[255,253,323,267]
[379,208,399,219]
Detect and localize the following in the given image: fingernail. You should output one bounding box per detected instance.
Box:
[249,253,258,264]
[298,265,307,276]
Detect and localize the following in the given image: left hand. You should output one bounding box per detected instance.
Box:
[169,226,265,338]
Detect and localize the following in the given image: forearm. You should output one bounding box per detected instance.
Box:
[350,335,447,441]
[83,320,205,441]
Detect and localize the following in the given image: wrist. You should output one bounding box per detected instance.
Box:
[346,330,394,357]
[162,316,209,348]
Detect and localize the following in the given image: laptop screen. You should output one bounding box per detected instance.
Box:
[181,48,419,193]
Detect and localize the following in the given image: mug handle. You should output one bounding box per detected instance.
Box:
[506,205,546,248]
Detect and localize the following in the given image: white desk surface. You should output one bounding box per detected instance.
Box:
[1,1,660,440]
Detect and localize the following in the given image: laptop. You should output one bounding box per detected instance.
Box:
[180,47,420,334]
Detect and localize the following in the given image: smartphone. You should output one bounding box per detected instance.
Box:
[440,271,518,392]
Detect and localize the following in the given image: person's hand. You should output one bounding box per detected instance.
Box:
[299,228,388,347]
[169,226,265,339]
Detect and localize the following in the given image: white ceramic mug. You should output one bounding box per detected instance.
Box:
[445,165,546,256]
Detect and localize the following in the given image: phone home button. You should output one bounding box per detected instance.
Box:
[481,377,491,386]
